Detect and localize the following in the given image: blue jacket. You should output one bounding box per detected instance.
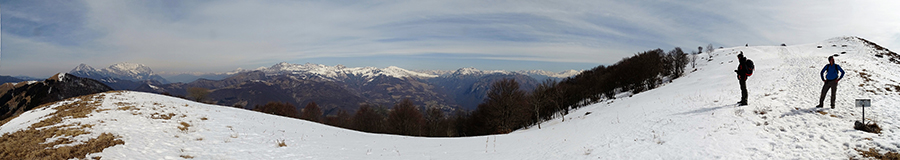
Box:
[820,64,845,81]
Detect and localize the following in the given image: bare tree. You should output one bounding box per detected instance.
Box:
[387,99,425,136]
[301,102,322,122]
[530,79,562,129]
[707,43,714,54]
[479,78,530,133]
[253,102,300,118]
[424,107,447,137]
[352,104,385,133]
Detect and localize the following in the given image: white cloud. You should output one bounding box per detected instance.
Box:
[3,0,900,77]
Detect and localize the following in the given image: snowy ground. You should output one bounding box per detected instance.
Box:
[1,37,898,159]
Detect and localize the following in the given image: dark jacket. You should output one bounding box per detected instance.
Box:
[820,64,845,81]
[735,59,750,80]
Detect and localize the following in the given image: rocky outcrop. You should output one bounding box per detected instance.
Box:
[0,73,113,121]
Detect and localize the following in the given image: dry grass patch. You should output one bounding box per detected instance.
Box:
[276,139,287,147]
[816,111,828,115]
[200,117,208,121]
[116,105,137,111]
[855,148,900,160]
[178,122,191,132]
[180,155,195,159]
[0,94,125,160]
[854,121,882,134]
[150,113,177,120]
[753,109,768,115]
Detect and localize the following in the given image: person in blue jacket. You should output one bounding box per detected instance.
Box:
[817,56,845,108]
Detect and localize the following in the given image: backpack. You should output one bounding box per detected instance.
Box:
[744,59,754,76]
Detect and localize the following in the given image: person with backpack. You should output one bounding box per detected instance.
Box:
[817,56,845,109]
[734,51,753,106]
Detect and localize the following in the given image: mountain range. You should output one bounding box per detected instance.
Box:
[55,62,581,113]
[68,63,170,90]
[0,76,23,84]
[132,63,553,113]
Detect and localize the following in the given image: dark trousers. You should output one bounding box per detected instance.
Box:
[819,80,838,106]
[739,79,747,103]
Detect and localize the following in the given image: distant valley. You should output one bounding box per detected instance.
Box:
[9,62,582,114]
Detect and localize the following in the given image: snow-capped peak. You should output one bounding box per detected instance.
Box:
[257,62,437,80]
[450,67,510,76]
[224,68,248,75]
[104,62,153,76]
[68,62,169,83]
[72,63,97,72]
[556,70,582,77]
[453,67,481,75]
[515,69,583,78]
[381,66,438,78]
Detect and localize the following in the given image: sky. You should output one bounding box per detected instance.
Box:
[2,0,899,78]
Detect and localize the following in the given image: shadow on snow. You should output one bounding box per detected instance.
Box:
[674,103,737,115]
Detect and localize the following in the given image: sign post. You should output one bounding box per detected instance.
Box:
[855,99,871,123]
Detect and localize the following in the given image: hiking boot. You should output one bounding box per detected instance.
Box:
[831,105,835,109]
[739,102,748,106]
[815,104,823,108]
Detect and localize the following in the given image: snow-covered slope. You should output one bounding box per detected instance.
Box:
[1,37,898,159]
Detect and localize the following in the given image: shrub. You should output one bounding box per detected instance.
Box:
[855,148,900,159]
[351,104,385,133]
[854,121,882,134]
[276,139,287,147]
[451,110,471,137]
[423,107,449,137]
[387,99,425,136]
[252,102,300,119]
[472,78,531,134]
[301,102,322,122]
[530,79,563,128]
[324,109,352,129]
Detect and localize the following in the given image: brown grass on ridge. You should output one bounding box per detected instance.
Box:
[855,148,900,160]
[178,122,191,132]
[0,93,125,160]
